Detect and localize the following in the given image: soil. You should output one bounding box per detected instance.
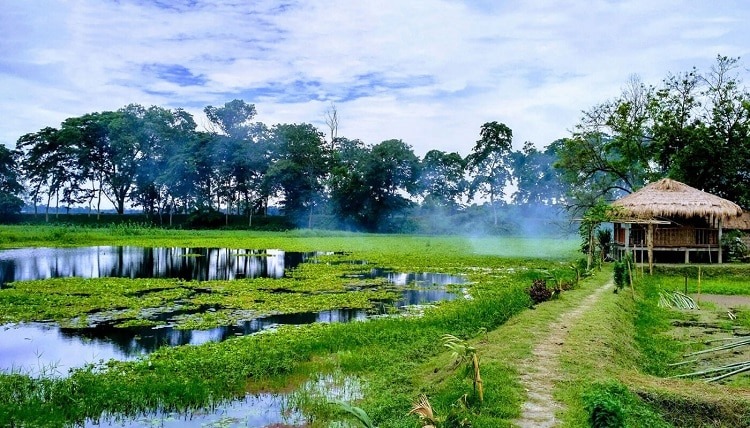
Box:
[513,281,613,428]
[667,293,750,381]
[692,293,750,309]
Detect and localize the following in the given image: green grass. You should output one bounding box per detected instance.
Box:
[557,268,750,427]
[0,227,581,427]
[652,274,750,296]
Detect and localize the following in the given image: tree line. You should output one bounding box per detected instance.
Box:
[1,55,748,232]
[557,55,750,212]
[0,101,564,232]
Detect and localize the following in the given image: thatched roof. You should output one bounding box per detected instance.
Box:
[725,211,750,230]
[612,178,742,222]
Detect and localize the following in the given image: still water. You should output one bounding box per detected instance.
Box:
[0,247,467,375]
[0,247,319,286]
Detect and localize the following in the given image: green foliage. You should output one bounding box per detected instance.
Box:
[419,150,467,212]
[441,334,483,404]
[467,121,513,226]
[559,56,750,211]
[612,261,626,291]
[612,253,631,291]
[583,383,626,428]
[330,400,377,428]
[721,230,748,262]
[184,207,225,229]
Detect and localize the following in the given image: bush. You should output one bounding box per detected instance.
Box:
[721,230,748,262]
[583,384,625,428]
[184,208,225,229]
[613,254,631,292]
[528,279,552,304]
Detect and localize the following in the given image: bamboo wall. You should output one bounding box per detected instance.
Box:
[613,224,718,248]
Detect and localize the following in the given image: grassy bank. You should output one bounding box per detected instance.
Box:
[0,227,580,427]
[557,267,750,427]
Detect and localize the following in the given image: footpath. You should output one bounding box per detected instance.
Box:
[513,280,613,427]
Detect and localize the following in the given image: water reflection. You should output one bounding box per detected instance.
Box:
[86,392,305,428]
[0,247,318,286]
[0,287,460,376]
[86,372,363,428]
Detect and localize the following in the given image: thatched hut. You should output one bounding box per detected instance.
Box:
[611,178,742,269]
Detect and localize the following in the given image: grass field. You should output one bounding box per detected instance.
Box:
[2,225,750,427]
[0,226,581,427]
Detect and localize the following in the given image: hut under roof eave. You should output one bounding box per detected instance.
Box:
[611,178,742,223]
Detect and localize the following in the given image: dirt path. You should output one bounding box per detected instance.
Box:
[513,280,613,428]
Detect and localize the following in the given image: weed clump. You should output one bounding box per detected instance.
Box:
[613,254,631,292]
[528,279,552,304]
[584,390,625,428]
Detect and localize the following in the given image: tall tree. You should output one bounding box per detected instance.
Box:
[419,149,467,212]
[102,105,151,214]
[204,99,257,140]
[16,127,81,220]
[511,141,565,205]
[698,56,750,206]
[555,76,656,213]
[329,138,371,229]
[0,145,24,219]
[265,123,328,227]
[361,139,420,231]
[130,106,198,221]
[466,121,513,225]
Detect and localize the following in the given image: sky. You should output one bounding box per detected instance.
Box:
[2,0,750,157]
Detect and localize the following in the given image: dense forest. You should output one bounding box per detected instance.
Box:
[1,55,749,232]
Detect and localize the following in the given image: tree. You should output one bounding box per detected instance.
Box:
[130,107,198,222]
[58,112,113,218]
[329,138,371,229]
[102,105,152,215]
[265,123,328,227]
[324,102,339,152]
[419,149,467,212]
[466,121,513,225]
[511,141,565,205]
[649,55,750,207]
[361,139,420,232]
[204,99,257,140]
[330,139,420,232]
[0,145,24,219]
[16,126,82,220]
[696,56,750,206]
[555,76,656,214]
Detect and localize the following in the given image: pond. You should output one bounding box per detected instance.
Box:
[0,286,460,376]
[0,247,468,375]
[84,372,363,428]
[0,247,322,286]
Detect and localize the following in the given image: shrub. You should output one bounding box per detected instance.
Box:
[613,254,632,292]
[721,230,748,262]
[583,385,625,428]
[528,279,552,304]
[184,208,225,229]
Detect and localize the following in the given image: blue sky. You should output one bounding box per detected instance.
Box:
[2,0,749,156]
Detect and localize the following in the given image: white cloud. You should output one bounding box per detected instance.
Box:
[1,0,750,157]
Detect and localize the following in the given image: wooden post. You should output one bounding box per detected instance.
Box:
[698,266,702,298]
[624,223,630,260]
[718,218,723,264]
[647,223,654,275]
